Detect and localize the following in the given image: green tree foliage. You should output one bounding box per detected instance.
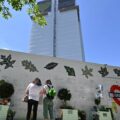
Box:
[0,80,14,98]
[0,0,47,26]
[57,88,72,106]
[94,98,101,106]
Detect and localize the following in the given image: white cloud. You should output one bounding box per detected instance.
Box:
[2,48,10,50]
[0,39,10,50]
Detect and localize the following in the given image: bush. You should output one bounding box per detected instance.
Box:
[6,108,16,120]
[78,110,86,120]
[94,98,101,106]
[0,80,14,98]
[57,88,72,107]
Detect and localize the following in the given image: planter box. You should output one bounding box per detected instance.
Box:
[60,109,78,120]
[0,105,9,119]
[98,110,113,120]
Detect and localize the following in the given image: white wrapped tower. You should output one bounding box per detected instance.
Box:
[29,0,85,61]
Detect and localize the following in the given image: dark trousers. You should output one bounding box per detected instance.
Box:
[26,99,38,120]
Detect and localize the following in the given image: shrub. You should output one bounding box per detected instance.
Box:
[57,88,72,106]
[94,98,101,106]
[0,80,14,98]
[6,108,16,120]
[78,110,86,120]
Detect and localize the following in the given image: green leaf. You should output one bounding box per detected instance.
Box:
[0,0,47,26]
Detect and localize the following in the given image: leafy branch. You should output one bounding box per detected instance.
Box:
[0,0,47,26]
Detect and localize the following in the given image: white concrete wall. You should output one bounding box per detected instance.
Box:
[0,49,120,119]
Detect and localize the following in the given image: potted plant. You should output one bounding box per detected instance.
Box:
[57,88,87,120]
[0,80,14,104]
[6,108,16,120]
[0,79,15,120]
[57,88,72,108]
[57,88,79,120]
[78,110,86,120]
[94,98,101,110]
[90,98,101,120]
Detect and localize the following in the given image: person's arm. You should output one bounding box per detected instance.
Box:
[40,86,46,95]
[25,83,31,95]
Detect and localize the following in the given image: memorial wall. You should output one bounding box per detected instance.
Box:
[0,49,120,119]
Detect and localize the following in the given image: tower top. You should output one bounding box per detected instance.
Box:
[38,0,76,15]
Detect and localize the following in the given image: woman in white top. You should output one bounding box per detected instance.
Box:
[25,78,42,120]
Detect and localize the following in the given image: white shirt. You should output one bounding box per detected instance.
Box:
[44,85,49,93]
[42,84,53,98]
[26,83,42,101]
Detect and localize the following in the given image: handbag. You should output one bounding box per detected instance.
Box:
[22,95,28,102]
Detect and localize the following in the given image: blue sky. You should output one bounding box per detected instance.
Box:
[0,0,120,66]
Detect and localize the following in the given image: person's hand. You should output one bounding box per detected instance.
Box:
[40,88,46,95]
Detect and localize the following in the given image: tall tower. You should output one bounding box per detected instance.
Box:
[29,0,85,61]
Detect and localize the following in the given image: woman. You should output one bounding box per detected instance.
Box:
[42,80,55,120]
[25,77,42,120]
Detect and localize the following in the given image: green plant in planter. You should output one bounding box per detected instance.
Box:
[6,108,16,120]
[0,80,15,119]
[78,110,86,120]
[94,98,101,106]
[57,88,72,108]
[0,80,14,99]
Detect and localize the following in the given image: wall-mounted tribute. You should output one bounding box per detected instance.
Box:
[58,0,75,10]
[109,85,120,106]
[113,68,120,76]
[44,62,58,70]
[98,66,109,77]
[0,54,16,69]
[21,60,38,72]
[64,66,75,76]
[81,65,93,78]
[38,0,51,14]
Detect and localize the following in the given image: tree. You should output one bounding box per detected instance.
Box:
[94,98,101,107]
[57,88,72,107]
[0,0,47,26]
[0,80,14,98]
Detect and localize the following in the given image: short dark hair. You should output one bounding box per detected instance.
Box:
[45,79,52,85]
